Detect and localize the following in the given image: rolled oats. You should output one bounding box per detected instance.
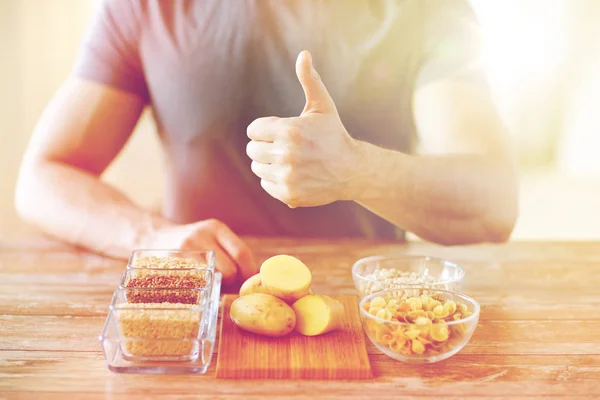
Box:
[358,269,440,296]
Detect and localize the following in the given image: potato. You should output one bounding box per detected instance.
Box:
[240,273,314,302]
[260,255,312,303]
[230,293,296,337]
[239,274,270,296]
[292,294,345,336]
[275,286,312,304]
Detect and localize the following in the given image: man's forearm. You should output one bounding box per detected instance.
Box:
[347,141,518,245]
[15,161,172,258]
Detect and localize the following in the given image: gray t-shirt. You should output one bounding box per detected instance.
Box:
[74,0,485,240]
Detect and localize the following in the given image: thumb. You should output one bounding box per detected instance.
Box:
[296,50,337,115]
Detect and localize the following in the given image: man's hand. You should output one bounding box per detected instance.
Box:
[246,51,360,208]
[141,219,258,286]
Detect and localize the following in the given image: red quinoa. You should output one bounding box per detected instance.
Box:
[123,273,207,304]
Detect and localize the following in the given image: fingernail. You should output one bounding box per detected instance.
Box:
[305,51,312,65]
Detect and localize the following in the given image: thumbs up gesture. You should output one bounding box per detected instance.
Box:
[246,51,361,208]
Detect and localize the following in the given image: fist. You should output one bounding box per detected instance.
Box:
[246,51,360,208]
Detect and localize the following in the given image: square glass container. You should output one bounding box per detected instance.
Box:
[99,272,222,374]
[127,249,215,271]
[119,267,213,303]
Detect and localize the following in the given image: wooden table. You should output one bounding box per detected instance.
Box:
[1,237,599,399]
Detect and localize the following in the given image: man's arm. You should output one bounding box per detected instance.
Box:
[349,80,518,245]
[246,51,518,245]
[15,78,256,283]
[15,78,159,256]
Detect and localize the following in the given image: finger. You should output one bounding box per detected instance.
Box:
[260,178,285,201]
[295,50,337,115]
[247,116,281,142]
[212,243,239,286]
[214,224,259,281]
[251,161,279,182]
[188,236,237,285]
[246,140,277,164]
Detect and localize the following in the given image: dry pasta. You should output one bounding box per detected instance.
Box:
[362,292,474,357]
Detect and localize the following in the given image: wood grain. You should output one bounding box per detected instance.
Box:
[3,315,600,354]
[1,237,600,399]
[216,295,372,380]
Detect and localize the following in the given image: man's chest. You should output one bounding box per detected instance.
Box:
[138,0,417,151]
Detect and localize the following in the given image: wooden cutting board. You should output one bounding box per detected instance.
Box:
[216,294,373,380]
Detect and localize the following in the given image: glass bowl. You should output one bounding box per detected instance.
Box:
[352,255,466,297]
[359,287,480,364]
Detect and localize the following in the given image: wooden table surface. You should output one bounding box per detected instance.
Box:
[1,237,599,399]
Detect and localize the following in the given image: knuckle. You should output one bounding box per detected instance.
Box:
[245,141,254,157]
[251,160,264,176]
[283,126,303,143]
[204,218,223,230]
[278,149,296,165]
[286,198,299,208]
[246,121,258,138]
[247,118,271,137]
[249,116,276,127]
[180,237,196,249]
[259,178,270,192]
[279,166,295,186]
[230,246,249,263]
[280,186,296,204]
[228,246,241,260]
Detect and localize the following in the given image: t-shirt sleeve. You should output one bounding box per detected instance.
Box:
[72,0,149,100]
[416,0,487,88]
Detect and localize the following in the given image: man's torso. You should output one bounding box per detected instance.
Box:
[76,0,482,239]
